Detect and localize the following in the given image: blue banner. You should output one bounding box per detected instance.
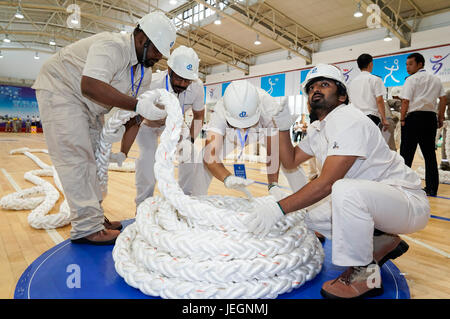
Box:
[299,69,311,94]
[372,53,410,87]
[0,85,39,131]
[221,82,231,96]
[261,73,285,97]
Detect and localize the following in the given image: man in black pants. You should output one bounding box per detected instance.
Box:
[399,53,447,196]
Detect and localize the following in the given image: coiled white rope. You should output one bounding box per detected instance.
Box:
[0,148,71,229]
[112,89,324,299]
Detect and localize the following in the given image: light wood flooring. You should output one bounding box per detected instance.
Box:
[0,133,448,299]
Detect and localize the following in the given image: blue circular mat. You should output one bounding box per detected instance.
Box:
[15,219,410,299]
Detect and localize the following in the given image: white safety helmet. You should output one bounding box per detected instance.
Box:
[167,45,200,80]
[391,87,402,98]
[223,80,261,129]
[302,64,346,95]
[137,11,177,58]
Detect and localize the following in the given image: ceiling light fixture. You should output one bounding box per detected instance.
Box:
[0,51,3,58]
[49,39,56,46]
[3,35,11,43]
[15,7,24,19]
[384,30,392,41]
[34,52,40,60]
[254,34,261,45]
[170,0,178,5]
[354,2,363,18]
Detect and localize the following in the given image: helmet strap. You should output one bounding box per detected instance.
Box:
[140,38,151,65]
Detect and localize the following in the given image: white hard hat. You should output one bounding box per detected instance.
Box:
[167,45,200,80]
[138,11,177,58]
[391,87,402,97]
[223,80,261,128]
[302,64,346,95]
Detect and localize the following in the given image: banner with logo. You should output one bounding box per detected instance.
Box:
[261,73,286,97]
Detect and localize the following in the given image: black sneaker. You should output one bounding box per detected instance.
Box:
[422,187,437,196]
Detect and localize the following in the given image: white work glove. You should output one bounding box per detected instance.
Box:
[109,152,126,167]
[103,125,125,144]
[268,184,290,201]
[224,175,254,200]
[244,198,285,237]
[273,97,296,131]
[176,139,192,164]
[135,89,168,121]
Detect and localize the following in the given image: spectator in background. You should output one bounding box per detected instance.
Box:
[399,52,447,196]
[439,89,450,171]
[348,53,389,131]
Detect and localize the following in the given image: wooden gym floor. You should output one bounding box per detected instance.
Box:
[0,132,449,299]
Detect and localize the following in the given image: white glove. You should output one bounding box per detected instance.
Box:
[136,89,167,121]
[244,198,285,237]
[268,184,290,201]
[224,175,254,200]
[103,125,125,144]
[176,139,192,164]
[110,152,126,167]
[273,97,296,131]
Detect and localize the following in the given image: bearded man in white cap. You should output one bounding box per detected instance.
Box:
[243,64,430,299]
[32,11,177,245]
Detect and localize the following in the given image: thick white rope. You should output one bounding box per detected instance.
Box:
[0,148,71,229]
[112,89,324,299]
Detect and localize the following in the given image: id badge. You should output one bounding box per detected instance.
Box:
[233,163,247,179]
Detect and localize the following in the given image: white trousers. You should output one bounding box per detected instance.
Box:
[190,142,308,196]
[304,179,430,267]
[135,125,198,206]
[36,90,105,240]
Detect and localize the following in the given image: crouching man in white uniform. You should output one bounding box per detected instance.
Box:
[119,46,205,207]
[192,80,308,198]
[243,64,430,299]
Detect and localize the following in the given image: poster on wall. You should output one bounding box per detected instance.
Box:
[0,85,40,132]
[261,73,286,97]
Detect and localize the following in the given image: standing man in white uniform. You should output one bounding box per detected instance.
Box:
[399,52,447,196]
[193,80,308,198]
[348,53,389,130]
[439,89,450,171]
[118,46,205,207]
[243,64,430,299]
[32,12,177,245]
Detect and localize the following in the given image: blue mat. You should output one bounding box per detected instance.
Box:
[15,219,410,299]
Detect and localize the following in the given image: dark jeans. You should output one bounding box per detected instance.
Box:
[400,111,438,192]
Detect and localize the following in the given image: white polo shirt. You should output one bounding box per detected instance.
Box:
[149,70,205,113]
[298,103,422,189]
[400,69,445,114]
[206,89,276,146]
[348,71,386,117]
[32,32,152,117]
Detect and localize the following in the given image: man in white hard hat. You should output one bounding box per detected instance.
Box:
[243,64,430,299]
[118,45,205,206]
[348,53,389,130]
[192,79,308,199]
[399,52,447,196]
[439,89,450,171]
[32,11,177,245]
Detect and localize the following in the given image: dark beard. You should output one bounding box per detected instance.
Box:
[172,85,187,94]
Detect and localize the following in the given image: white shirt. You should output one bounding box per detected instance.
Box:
[149,70,205,113]
[298,103,422,189]
[348,71,386,117]
[32,32,152,117]
[400,69,445,114]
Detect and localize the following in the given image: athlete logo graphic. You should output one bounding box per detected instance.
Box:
[265,77,279,95]
[429,53,449,75]
[384,59,400,84]
[342,68,353,82]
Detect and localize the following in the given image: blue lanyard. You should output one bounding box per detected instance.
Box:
[237,129,249,159]
[131,64,144,97]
